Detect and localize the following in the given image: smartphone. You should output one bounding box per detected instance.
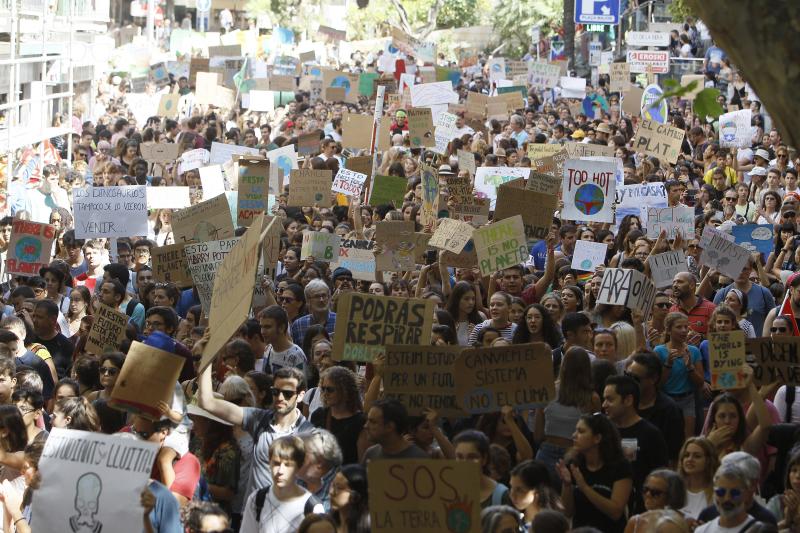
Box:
[425,250,437,265]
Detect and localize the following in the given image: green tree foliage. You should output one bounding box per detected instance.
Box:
[436,0,479,29]
[345,0,482,41]
[491,0,562,58]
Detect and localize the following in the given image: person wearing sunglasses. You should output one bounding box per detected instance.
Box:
[86,352,125,402]
[625,469,686,531]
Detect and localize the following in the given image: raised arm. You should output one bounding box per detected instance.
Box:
[195,332,244,426]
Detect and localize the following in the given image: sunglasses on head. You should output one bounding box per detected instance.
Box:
[270,387,297,399]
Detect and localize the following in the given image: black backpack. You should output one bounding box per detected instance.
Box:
[125,298,141,317]
[254,486,321,521]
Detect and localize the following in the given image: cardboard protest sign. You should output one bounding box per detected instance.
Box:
[571,240,608,272]
[648,250,687,289]
[407,108,435,148]
[526,170,562,196]
[384,345,463,417]
[375,221,417,271]
[345,155,372,177]
[561,159,616,223]
[342,113,373,150]
[157,93,180,118]
[680,74,705,100]
[146,186,191,209]
[151,242,193,287]
[495,184,557,242]
[185,238,240,314]
[172,193,235,244]
[31,428,158,533]
[527,143,563,160]
[465,91,487,118]
[325,86,346,101]
[646,206,694,239]
[428,218,474,254]
[73,186,148,239]
[564,141,616,159]
[732,224,774,256]
[596,268,656,315]
[451,202,490,228]
[333,292,434,362]
[201,215,272,371]
[301,231,341,262]
[533,149,569,181]
[473,167,530,208]
[321,69,359,103]
[622,85,644,117]
[259,214,283,280]
[700,232,751,279]
[633,119,685,164]
[141,142,180,164]
[439,240,478,268]
[109,340,184,419]
[5,220,56,276]
[287,169,332,207]
[370,174,407,206]
[178,148,210,174]
[749,337,800,386]
[297,132,319,156]
[368,459,480,533]
[709,330,747,390]
[454,343,555,414]
[610,62,630,92]
[85,303,128,354]
[332,168,367,197]
[719,109,753,148]
[268,74,295,91]
[473,215,528,277]
[331,238,376,281]
[457,149,476,175]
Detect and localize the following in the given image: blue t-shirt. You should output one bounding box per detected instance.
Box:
[148,480,182,533]
[654,344,702,395]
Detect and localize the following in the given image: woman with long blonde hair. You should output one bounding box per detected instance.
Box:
[677,436,719,521]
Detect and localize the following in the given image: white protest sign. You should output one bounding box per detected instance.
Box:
[410,81,459,107]
[178,148,210,174]
[529,62,561,89]
[435,111,458,138]
[561,159,616,223]
[247,90,275,112]
[473,167,531,209]
[301,231,341,262]
[700,231,751,279]
[615,183,667,227]
[596,268,656,315]
[31,428,158,533]
[331,238,376,281]
[626,31,670,47]
[209,142,261,165]
[649,250,687,289]
[719,109,753,148]
[185,238,240,314]
[646,206,694,239]
[266,144,298,184]
[559,76,586,99]
[699,225,735,248]
[571,240,608,272]
[146,186,191,209]
[73,186,148,238]
[331,168,368,197]
[199,165,227,199]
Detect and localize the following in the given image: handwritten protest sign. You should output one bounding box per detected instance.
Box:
[141,142,180,164]
[646,206,694,239]
[172,194,235,243]
[85,303,128,354]
[109,340,185,418]
[451,202,490,228]
[332,168,367,197]
[407,108,435,148]
[700,224,735,249]
[301,231,341,262]
[719,109,753,148]
[615,183,667,227]
[368,460,480,533]
[526,170,562,196]
[209,142,260,165]
[237,158,269,226]
[527,143,563,161]
[384,345,462,417]
[31,428,158,533]
[331,238,376,281]
[529,61,561,88]
[202,215,272,371]
[648,250,687,289]
[749,336,800,386]
[440,241,478,269]
[185,238,240,314]
[457,149,476,175]
[610,62,630,92]
[473,167,530,208]
[73,186,148,238]
[178,148,210,173]
[375,223,431,271]
[495,184,556,242]
[333,292,434,362]
[633,119,685,164]
[700,232,751,279]
[288,169,332,207]
[151,242,193,287]
[732,224,774,256]
[596,268,656,315]
[370,174,408,206]
[409,81,458,107]
[428,219,473,254]
[561,159,616,223]
[571,240,608,272]
[473,215,528,277]
[533,149,569,182]
[709,330,747,390]
[5,220,56,276]
[454,343,555,414]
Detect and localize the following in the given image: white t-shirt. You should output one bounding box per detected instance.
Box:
[240,487,324,533]
[694,515,754,533]
[301,387,324,418]
[265,344,307,374]
[681,489,712,520]
[774,386,800,424]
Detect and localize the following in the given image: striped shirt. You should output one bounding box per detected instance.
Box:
[467,320,517,346]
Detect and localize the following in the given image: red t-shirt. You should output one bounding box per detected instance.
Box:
[169,452,201,500]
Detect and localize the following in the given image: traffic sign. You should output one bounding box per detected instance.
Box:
[575,0,621,25]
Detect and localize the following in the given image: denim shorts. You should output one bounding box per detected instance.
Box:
[668,392,696,418]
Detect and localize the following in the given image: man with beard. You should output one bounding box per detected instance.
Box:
[669,272,715,344]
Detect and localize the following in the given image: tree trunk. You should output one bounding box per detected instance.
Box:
[389,0,445,39]
[685,0,800,148]
[563,0,575,70]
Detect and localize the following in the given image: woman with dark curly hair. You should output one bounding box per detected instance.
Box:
[310,367,366,465]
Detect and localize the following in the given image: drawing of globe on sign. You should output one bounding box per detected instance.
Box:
[163,99,174,111]
[641,84,668,124]
[276,155,294,177]
[330,75,351,95]
[15,237,41,261]
[574,183,605,216]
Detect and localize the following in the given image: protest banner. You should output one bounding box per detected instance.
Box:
[31,428,158,533]
[700,232,751,279]
[749,336,800,387]
[561,159,616,223]
[529,61,561,89]
[646,206,694,239]
[495,184,556,242]
[732,224,774,256]
[288,169,332,207]
[333,292,434,362]
[596,268,657,315]
[368,459,480,533]
[109,340,185,418]
[648,250,687,289]
[5,220,56,276]
[626,50,670,73]
[709,330,747,390]
[73,186,148,239]
[457,149,476,175]
[571,240,608,272]
[454,343,555,414]
[428,218,473,254]
[370,174,407,206]
[209,141,261,166]
[719,109,754,148]
[185,238,240,314]
[473,167,530,208]
[172,193,235,244]
[146,186,191,209]
[202,215,272,371]
[610,62,630,92]
[473,215,528,277]
[85,303,128,354]
[151,242,194,287]
[331,238,376,281]
[384,345,463,417]
[407,108,435,148]
[301,231,341,262]
[141,142,180,164]
[633,119,685,164]
[332,168,367,197]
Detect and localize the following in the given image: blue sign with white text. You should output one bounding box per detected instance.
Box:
[575,0,621,25]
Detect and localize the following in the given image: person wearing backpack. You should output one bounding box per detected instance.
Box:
[240,435,324,532]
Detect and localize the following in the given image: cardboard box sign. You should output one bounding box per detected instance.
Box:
[710,330,747,390]
[595,267,656,315]
[749,336,800,387]
[151,241,194,287]
[384,345,463,417]
[85,303,128,354]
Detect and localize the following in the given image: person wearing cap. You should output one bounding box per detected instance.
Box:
[780,203,799,231]
[390,110,408,136]
[437,164,455,177]
[712,256,775,336]
[747,166,768,202]
[594,122,612,145]
[292,279,336,347]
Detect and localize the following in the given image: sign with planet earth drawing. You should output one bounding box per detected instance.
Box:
[6,220,57,276]
[561,158,617,223]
